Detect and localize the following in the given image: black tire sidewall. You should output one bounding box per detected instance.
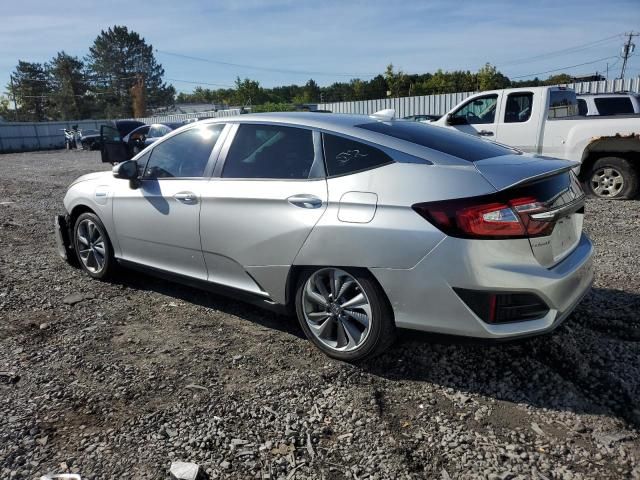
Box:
[295,267,392,362]
[73,212,113,280]
[585,156,639,200]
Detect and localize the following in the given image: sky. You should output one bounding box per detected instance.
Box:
[1,0,639,95]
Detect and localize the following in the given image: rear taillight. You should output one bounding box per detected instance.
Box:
[413,195,554,239]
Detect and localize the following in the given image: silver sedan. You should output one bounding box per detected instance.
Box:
[55,111,594,361]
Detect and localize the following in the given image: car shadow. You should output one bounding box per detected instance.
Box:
[110,267,305,339]
[108,269,640,427]
[361,287,640,427]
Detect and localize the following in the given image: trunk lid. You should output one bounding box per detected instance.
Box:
[475,154,585,268]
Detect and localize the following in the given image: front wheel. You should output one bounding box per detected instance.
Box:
[295,267,395,362]
[584,156,638,199]
[73,212,115,279]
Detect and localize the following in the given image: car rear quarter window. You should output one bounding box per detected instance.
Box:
[594,97,634,116]
[322,134,394,176]
[356,121,514,162]
[222,124,319,179]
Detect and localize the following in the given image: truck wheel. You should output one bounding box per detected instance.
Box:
[584,157,638,199]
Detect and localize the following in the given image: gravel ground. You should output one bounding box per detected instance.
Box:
[1,149,639,480]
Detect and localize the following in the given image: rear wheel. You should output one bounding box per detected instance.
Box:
[295,267,395,362]
[73,212,115,280]
[584,156,638,199]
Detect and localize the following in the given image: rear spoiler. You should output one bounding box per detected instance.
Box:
[473,155,580,192]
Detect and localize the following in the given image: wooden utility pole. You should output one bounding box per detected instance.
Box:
[620,32,638,79]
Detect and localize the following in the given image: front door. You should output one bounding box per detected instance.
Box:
[112,124,225,279]
[446,94,499,139]
[100,125,129,163]
[199,123,327,296]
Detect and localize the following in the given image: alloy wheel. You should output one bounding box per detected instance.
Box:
[591,167,624,198]
[302,268,372,352]
[76,219,106,273]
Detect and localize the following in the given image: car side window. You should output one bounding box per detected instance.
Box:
[594,97,634,115]
[451,95,498,124]
[222,124,317,179]
[143,124,224,179]
[577,98,588,116]
[322,134,394,176]
[504,92,533,123]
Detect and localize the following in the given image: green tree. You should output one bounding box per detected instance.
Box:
[477,63,510,91]
[234,77,264,106]
[48,52,87,120]
[384,64,407,97]
[86,25,174,117]
[0,95,11,120]
[7,61,51,121]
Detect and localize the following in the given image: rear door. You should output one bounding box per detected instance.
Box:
[100,125,129,163]
[199,123,327,296]
[495,91,541,153]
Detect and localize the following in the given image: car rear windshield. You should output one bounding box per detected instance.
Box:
[355,121,515,162]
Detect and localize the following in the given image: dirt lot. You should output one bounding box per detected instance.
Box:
[1,150,639,480]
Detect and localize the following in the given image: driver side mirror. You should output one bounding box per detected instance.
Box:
[446,113,468,126]
[112,160,139,189]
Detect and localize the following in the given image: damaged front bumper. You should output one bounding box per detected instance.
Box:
[54,214,74,263]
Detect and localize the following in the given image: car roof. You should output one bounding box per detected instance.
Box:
[193,112,499,166]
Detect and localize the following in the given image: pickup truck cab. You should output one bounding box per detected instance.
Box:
[434,86,640,199]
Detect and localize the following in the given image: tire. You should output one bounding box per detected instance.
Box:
[583,156,639,199]
[295,267,395,362]
[73,212,116,280]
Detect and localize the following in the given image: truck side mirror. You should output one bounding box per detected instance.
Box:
[446,114,467,126]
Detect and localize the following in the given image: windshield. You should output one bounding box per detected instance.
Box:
[356,121,516,162]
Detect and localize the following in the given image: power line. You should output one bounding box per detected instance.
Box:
[156,49,378,78]
[497,33,624,67]
[166,78,235,88]
[509,55,618,79]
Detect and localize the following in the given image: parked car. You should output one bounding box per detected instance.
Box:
[403,114,441,123]
[433,86,640,199]
[123,123,184,156]
[577,93,640,116]
[55,111,593,361]
[83,120,145,152]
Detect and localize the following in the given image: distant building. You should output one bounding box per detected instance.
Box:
[152,103,228,116]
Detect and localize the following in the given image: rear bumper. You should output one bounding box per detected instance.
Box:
[54,214,74,264]
[371,233,594,339]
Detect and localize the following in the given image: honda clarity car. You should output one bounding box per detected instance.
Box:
[55,111,594,361]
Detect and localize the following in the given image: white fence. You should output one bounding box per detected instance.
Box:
[2,77,639,153]
[317,77,640,117]
[0,109,241,153]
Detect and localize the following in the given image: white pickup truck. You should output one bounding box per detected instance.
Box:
[433,86,640,199]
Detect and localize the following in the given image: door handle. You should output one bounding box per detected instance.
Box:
[173,192,197,204]
[287,194,323,209]
[478,130,494,136]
